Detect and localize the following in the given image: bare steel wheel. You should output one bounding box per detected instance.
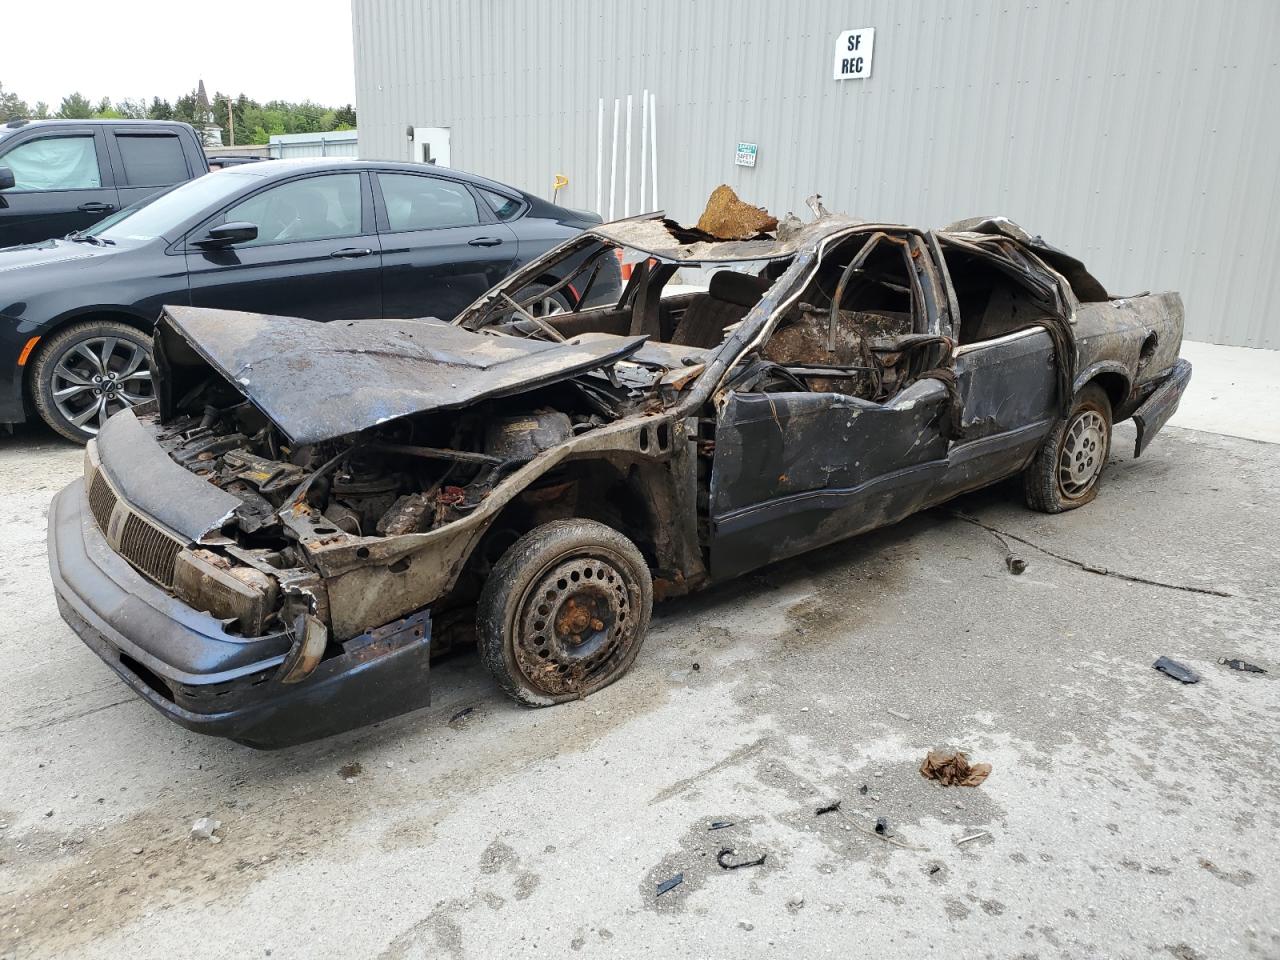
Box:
[30,320,155,443]
[478,519,653,706]
[1058,409,1107,499]
[1024,383,1113,513]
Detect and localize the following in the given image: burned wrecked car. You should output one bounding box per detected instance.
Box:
[48,205,1191,746]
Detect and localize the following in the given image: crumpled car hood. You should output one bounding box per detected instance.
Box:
[156,306,648,445]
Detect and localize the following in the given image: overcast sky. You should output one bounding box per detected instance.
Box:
[3,0,356,108]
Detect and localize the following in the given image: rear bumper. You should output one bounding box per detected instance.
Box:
[48,481,433,748]
[1132,358,1192,457]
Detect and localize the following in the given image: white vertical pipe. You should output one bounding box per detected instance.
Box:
[595,98,604,217]
[623,94,633,218]
[639,88,649,212]
[649,92,658,209]
[608,98,620,221]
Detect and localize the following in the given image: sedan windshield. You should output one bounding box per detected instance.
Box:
[86,172,252,242]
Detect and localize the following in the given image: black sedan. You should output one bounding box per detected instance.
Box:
[0,159,607,441]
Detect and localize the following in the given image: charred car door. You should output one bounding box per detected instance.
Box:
[707,232,953,580]
[933,234,1066,499]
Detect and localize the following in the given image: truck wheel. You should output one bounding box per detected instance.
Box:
[1023,383,1112,513]
[29,320,154,443]
[477,519,653,707]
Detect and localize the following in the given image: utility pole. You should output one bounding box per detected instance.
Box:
[221,95,235,147]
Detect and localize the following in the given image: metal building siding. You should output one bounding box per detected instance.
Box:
[352,0,1280,347]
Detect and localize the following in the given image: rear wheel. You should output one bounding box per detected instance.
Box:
[515,283,571,318]
[477,519,653,706]
[29,320,154,443]
[1023,383,1112,513]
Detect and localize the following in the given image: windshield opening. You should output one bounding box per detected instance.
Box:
[463,235,793,351]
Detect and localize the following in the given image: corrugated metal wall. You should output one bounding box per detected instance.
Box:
[352,0,1280,348]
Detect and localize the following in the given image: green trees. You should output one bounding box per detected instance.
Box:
[0,82,355,145]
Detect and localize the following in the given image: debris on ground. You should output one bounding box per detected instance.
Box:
[695,184,779,240]
[448,706,476,726]
[338,761,362,780]
[1154,657,1201,684]
[190,817,222,842]
[1005,554,1028,575]
[874,817,891,837]
[717,847,768,870]
[656,873,683,897]
[954,830,991,846]
[815,800,842,816]
[708,820,735,831]
[738,919,754,931]
[787,891,806,910]
[886,708,913,721]
[1219,657,1266,674]
[858,784,869,796]
[920,750,993,787]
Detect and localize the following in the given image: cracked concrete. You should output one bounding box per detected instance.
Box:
[0,419,1277,960]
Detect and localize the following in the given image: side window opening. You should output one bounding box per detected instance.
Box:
[758,231,922,399]
[115,134,188,187]
[477,187,523,222]
[941,240,1060,345]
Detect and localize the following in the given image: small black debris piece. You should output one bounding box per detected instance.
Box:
[1154,657,1200,684]
[874,817,891,836]
[708,820,735,831]
[815,801,842,816]
[717,847,768,870]
[656,873,684,897]
[1219,658,1266,674]
[858,784,869,796]
[449,706,475,724]
[1005,554,1028,575]
[692,662,701,671]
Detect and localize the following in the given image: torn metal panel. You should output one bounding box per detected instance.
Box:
[157,305,648,444]
[591,213,868,263]
[942,216,1109,302]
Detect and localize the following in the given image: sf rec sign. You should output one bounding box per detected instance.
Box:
[833,28,875,80]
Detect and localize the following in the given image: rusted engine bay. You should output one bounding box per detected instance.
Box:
[146,367,647,645]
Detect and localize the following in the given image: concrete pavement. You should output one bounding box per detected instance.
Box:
[1,412,1276,959]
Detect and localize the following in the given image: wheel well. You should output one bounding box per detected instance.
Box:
[24,311,153,398]
[457,458,662,597]
[1086,371,1129,412]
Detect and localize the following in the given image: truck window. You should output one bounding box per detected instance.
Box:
[2,135,102,191]
[115,134,189,187]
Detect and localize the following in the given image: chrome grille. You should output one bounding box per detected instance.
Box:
[118,512,183,589]
[87,468,117,534]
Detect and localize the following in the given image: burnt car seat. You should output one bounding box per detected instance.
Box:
[669,270,772,348]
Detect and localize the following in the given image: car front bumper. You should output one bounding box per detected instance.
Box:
[47,481,433,748]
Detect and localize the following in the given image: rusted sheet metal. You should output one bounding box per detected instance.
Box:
[942,216,1109,303]
[157,306,648,445]
[591,213,867,263]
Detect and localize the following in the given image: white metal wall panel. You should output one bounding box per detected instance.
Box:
[352,0,1280,347]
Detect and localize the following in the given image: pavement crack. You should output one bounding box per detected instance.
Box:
[946,510,1235,599]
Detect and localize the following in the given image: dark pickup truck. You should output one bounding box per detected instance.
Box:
[0,118,209,247]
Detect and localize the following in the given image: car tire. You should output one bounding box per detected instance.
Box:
[477,518,653,707]
[515,283,572,318]
[29,320,155,443]
[1023,383,1113,513]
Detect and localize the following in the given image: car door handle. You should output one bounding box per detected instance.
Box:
[468,237,504,247]
[77,202,115,213]
[330,247,374,259]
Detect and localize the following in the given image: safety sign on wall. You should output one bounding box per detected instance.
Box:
[735,142,758,168]
[833,28,875,80]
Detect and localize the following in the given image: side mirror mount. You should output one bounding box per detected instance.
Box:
[0,167,15,191]
[194,221,258,248]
